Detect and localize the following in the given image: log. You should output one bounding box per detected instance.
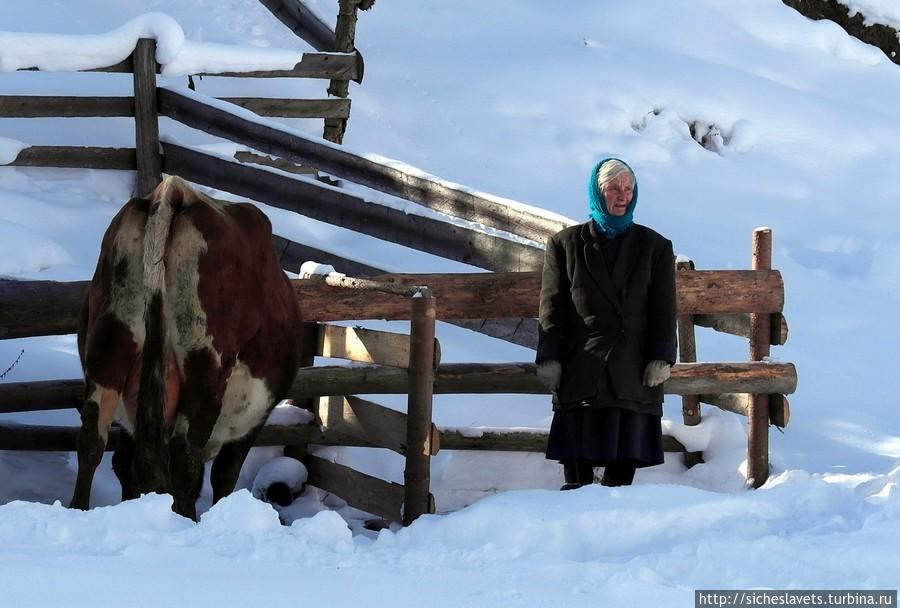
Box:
[236,151,318,176]
[437,428,686,453]
[0,270,783,339]
[272,237,540,350]
[317,323,441,368]
[162,143,544,273]
[220,97,351,118]
[676,259,702,468]
[0,96,133,117]
[0,279,88,339]
[74,52,360,80]
[317,395,411,455]
[8,146,135,170]
[132,39,162,196]
[748,228,773,488]
[323,0,362,144]
[404,295,437,525]
[305,455,406,522]
[0,96,349,119]
[257,0,339,52]
[273,236,539,349]
[0,379,83,414]
[286,361,798,398]
[292,272,542,321]
[694,312,789,345]
[0,422,687,455]
[699,393,790,428]
[158,87,569,244]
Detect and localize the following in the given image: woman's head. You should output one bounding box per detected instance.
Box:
[588,158,638,235]
[596,160,635,217]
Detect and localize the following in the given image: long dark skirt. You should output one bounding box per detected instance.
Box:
[545,405,664,468]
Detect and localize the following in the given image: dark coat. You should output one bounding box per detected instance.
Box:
[536,221,677,416]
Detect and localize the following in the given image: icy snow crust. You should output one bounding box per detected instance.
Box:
[2,1,900,602]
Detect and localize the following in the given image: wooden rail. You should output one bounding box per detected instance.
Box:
[0,361,797,416]
[16,51,361,81]
[161,143,545,273]
[0,96,351,119]
[0,270,784,339]
[157,87,567,244]
[0,421,687,455]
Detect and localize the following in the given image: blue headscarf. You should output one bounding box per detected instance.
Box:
[588,157,638,236]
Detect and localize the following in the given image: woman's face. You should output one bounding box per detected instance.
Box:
[601,173,634,216]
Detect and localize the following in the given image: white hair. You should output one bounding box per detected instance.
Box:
[596,159,635,189]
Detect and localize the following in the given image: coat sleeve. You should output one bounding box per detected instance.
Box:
[647,238,677,364]
[536,233,569,364]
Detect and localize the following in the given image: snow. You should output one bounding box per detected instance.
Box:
[0,14,311,75]
[1,1,900,604]
[841,0,900,30]
[298,260,340,278]
[0,136,25,165]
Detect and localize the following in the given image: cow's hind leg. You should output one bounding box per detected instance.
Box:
[111,431,137,501]
[167,350,223,521]
[70,384,119,510]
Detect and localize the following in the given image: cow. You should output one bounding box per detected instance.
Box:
[70,176,302,520]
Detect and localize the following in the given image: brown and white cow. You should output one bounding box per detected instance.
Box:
[71,176,302,520]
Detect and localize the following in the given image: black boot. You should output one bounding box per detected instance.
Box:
[561,460,595,490]
[600,461,636,487]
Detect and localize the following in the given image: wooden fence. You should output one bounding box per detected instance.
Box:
[0,27,796,522]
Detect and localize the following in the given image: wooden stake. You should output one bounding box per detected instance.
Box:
[747,228,772,488]
[403,295,436,525]
[132,39,161,197]
[324,0,362,143]
[676,259,703,468]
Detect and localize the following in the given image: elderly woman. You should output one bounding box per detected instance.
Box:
[536,158,677,489]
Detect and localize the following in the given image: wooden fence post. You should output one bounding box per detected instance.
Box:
[676,259,703,468]
[323,0,363,144]
[747,228,772,487]
[133,38,162,196]
[403,291,436,525]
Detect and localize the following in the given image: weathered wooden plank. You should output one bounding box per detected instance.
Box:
[158,87,568,244]
[162,143,545,273]
[0,96,348,119]
[272,237,540,349]
[0,279,88,340]
[287,361,798,398]
[699,393,790,428]
[132,39,162,196]
[7,146,135,170]
[0,270,785,340]
[317,395,409,454]
[318,323,441,368]
[257,0,338,52]
[305,455,406,522]
[221,97,351,118]
[747,228,773,487]
[694,312,789,345]
[438,428,686,453]
[0,362,797,419]
[75,52,360,80]
[0,379,83,414]
[0,96,133,117]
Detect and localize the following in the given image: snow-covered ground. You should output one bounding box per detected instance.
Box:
[1,1,899,605]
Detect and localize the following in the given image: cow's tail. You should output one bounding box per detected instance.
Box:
[132,176,189,494]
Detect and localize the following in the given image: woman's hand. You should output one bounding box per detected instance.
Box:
[537,360,562,391]
[642,360,671,387]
